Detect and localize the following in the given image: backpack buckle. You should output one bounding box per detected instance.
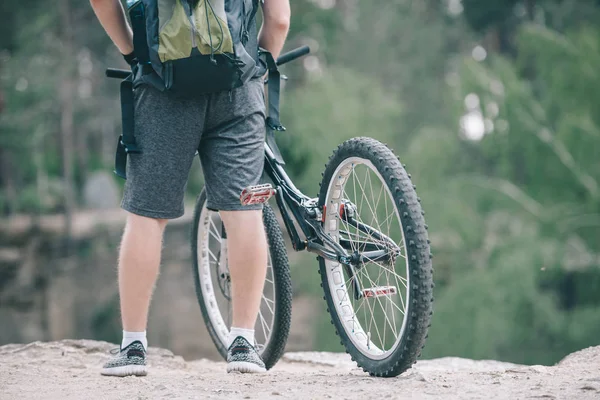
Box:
[119,136,141,154]
[266,117,286,132]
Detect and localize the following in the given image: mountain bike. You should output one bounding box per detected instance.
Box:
[107,46,433,377]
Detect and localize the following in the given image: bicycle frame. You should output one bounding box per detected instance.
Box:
[264,143,397,266]
[258,50,399,279]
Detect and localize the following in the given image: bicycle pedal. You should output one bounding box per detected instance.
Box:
[240,184,276,206]
[363,286,397,298]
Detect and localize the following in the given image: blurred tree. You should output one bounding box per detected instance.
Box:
[59,0,76,241]
[417,17,600,364]
[0,0,123,216]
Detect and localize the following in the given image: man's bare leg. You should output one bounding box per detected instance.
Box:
[220,209,268,330]
[220,209,268,373]
[119,214,167,342]
[102,213,166,376]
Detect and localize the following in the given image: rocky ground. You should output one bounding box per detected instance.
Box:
[1,340,599,400]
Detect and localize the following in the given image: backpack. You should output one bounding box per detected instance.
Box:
[115,0,284,180]
[127,0,262,95]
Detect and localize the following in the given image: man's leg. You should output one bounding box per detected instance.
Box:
[219,210,268,330]
[119,213,168,334]
[220,209,269,373]
[100,78,205,377]
[200,77,268,372]
[101,213,167,377]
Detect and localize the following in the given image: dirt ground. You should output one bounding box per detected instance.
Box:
[1,340,599,400]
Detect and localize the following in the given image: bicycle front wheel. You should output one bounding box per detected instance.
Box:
[318,137,433,377]
[191,189,292,369]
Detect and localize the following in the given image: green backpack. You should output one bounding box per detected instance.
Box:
[115,0,284,180]
[127,0,262,94]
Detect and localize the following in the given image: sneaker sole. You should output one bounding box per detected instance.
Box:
[227,361,267,374]
[101,365,148,377]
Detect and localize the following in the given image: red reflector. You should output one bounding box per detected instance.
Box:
[322,205,326,223]
[363,286,398,298]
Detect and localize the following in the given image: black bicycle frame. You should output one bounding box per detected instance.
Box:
[260,46,399,271]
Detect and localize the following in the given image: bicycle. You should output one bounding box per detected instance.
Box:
[107,46,433,377]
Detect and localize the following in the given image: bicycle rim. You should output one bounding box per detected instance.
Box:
[323,156,410,360]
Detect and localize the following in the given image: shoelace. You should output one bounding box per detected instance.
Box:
[109,348,121,355]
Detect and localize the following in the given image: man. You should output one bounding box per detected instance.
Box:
[90,0,290,376]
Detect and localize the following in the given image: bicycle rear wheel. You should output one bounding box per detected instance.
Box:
[318,137,433,377]
[191,189,292,369]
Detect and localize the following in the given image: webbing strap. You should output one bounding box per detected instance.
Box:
[115,74,141,179]
[262,51,285,164]
[129,1,150,64]
[263,51,283,131]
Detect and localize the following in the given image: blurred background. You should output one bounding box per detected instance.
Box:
[1,0,599,366]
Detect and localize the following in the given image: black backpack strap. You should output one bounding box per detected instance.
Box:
[114,73,141,179]
[263,51,283,132]
[129,1,150,64]
[262,50,286,165]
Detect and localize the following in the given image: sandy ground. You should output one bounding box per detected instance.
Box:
[1,340,599,400]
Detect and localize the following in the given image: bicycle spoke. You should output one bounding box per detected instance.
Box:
[348,168,386,252]
[360,170,379,233]
[257,309,270,341]
[387,267,398,338]
[362,255,408,286]
[383,186,391,238]
[262,293,275,315]
[209,217,222,243]
[363,262,397,338]
[379,209,397,238]
[352,174,388,246]
[363,257,408,313]
[207,248,218,262]
[366,171,390,256]
[362,281,384,351]
[360,266,400,339]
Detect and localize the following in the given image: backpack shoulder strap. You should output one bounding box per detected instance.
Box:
[261,50,286,165]
[263,51,283,132]
[115,72,142,179]
[129,1,150,64]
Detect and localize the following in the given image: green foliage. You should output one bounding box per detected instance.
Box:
[278,68,402,195]
[416,18,600,364]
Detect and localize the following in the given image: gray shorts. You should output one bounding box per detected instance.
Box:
[121,78,266,219]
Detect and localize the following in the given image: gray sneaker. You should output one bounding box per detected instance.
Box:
[226,336,267,373]
[101,340,148,377]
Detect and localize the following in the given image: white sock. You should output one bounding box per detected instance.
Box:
[228,327,255,348]
[122,330,147,351]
